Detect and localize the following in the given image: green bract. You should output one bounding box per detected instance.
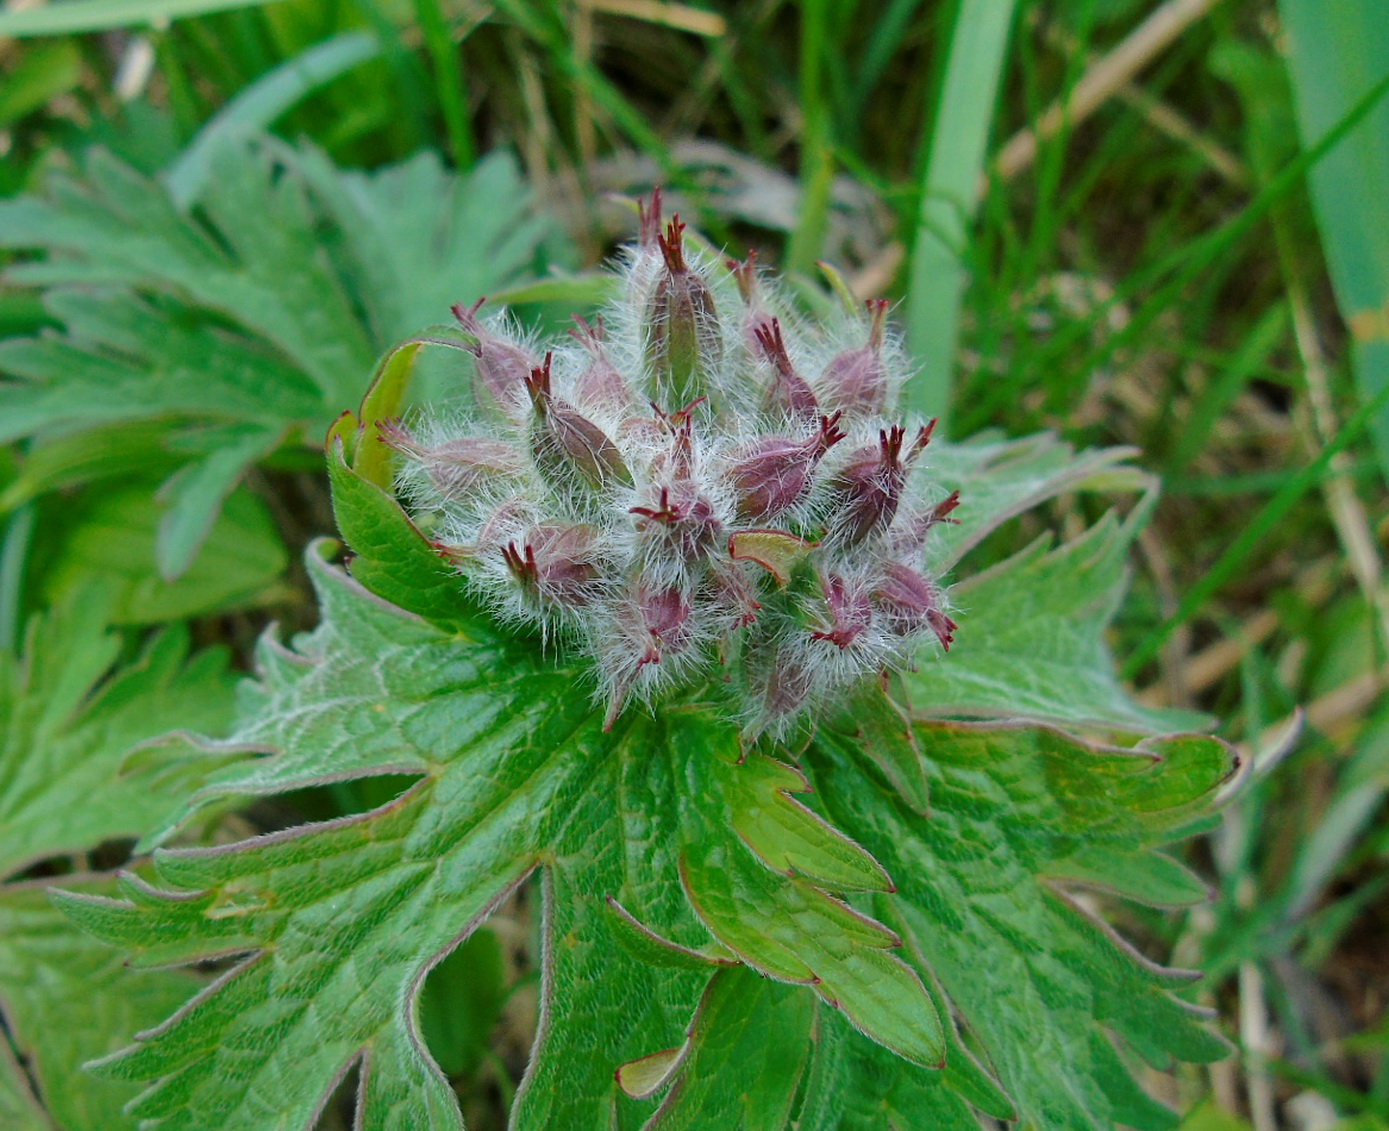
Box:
[50,218,1239,1130]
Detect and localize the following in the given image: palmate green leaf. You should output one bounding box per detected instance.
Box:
[927,432,1149,570]
[0,584,235,881]
[0,881,201,1131]
[0,144,373,407]
[0,135,560,584]
[57,546,936,1130]
[638,966,814,1131]
[810,720,1239,1131]
[907,510,1208,734]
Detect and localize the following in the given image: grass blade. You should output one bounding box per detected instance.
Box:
[165,30,382,207]
[1280,0,1389,485]
[0,0,283,37]
[413,0,474,169]
[903,0,1018,430]
[1124,385,1389,678]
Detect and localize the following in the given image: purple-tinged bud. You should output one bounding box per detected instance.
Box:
[526,353,633,492]
[568,316,632,413]
[729,251,776,352]
[648,397,705,480]
[827,420,935,546]
[638,186,664,247]
[452,299,539,418]
[873,561,956,650]
[647,216,721,410]
[754,318,819,423]
[887,488,962,557]
[708,561,761,629]
[819,300,890,417]
[501,523,603,608]
[630,482,722,564]
[748,636,813,723]
[603,584,696,729]
[379,420,521,501]
[728,413,846,522]
[809,573,873,650]
[638,586,694,661]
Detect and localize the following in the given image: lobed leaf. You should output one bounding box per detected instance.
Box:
[810,719,1238,1130]
[0,584,235,880]
[909,509,1208,734]
[63,546,945,1128]
[0,881,201,1131]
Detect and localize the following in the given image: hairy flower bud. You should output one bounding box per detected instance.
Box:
[646,217,721,411]
[569,316,632,414]
[453,298,539,418]
[728,413,845,522]
[754,318,819,423]
[809,573,873,650]
[526,353,633,494]
[729,251,777,352]
[379,420,521,502]
[873,561,956,650]
[501,523,603,609]
[630,482,723,570]
[826,421,934,546]
[391,190,960,733]
[819,299,890,417]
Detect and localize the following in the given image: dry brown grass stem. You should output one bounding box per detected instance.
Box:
[1287,273,1389,660]
[1028,11,1248,187]
[588,0,726,37]
[993,0,1228,183]
[1239,956,1279,1131]
[1136,561,1337,707]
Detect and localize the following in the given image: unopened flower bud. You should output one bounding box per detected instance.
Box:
[647,217,721,410]
[630,482,723,566]
[569,316,632,413]
[728,413,845,522]
[827,420,935,546]
[526,353,633,493]
[746,632,813,723]
[873,561,956,650]
[453,299,540,418]
[729,252,776,352]
[708,561,761,629]
[819,300,890,417]
[501,523,603,608]
[754,318,819,423]
[638,186,665,247]
[603,584,696,728]
[393,194,959,733]
[378,421,521,502]
[809,573,873,650]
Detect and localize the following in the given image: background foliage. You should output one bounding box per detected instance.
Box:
[0,0,1386,1128]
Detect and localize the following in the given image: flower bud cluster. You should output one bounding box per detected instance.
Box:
[386,191,958,733]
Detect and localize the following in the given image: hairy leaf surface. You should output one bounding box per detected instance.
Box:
[0,882,200,1131]
[908,511,1207,733]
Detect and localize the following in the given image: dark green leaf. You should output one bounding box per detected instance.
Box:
[811,720,1237,1130]
[0,585,235,880]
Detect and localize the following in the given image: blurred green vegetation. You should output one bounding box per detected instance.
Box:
[0,0,1385,1127]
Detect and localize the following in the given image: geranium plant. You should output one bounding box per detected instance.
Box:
[55,192,1239,1130]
